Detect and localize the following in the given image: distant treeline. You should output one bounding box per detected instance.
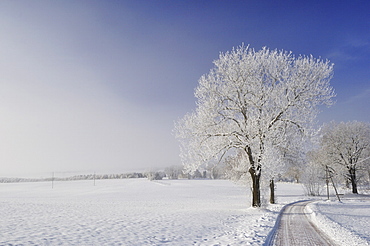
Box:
[0,166,226,183]
[0,172,145,183]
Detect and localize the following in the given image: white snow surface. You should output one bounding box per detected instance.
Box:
[0,179,369,245]
[306,194,370,246]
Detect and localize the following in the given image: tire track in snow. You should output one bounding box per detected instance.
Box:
[266,200,337,246]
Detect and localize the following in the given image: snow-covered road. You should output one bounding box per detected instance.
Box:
[268,200,336,246]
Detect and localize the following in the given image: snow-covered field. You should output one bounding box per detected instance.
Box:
[306,194,370,246]
[0,179,369,245]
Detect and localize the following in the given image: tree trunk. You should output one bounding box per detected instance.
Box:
[246,146,261,207]
[249,166,261,207]
[345,178,350,188]
[270,178,275,204]
[349,167,358,194]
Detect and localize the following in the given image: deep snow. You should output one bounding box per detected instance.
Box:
[0,179,369,245]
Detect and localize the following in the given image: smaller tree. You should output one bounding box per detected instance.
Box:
[302,150,327,196]
[164,165,184,179]
[260,145,286,204]
[320,121,370,193]
[147,171,165,181]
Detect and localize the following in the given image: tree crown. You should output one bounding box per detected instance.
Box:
[175,45,335,173]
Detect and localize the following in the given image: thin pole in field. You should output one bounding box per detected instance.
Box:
[325,166,330,200]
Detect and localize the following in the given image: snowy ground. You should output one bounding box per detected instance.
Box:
[0,179,369,245]
[306,194,370,246]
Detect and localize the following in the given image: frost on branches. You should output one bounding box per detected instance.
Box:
[175,45,335,207]
[320,121,370,194]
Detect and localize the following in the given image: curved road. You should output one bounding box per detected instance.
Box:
[267,200,337,246]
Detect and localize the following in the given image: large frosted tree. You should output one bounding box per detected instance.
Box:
[175,45,335,207]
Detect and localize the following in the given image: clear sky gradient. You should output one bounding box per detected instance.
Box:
[1,0,369,177]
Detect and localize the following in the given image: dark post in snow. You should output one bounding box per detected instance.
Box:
[269,178,275,204]
[93,172,96,186]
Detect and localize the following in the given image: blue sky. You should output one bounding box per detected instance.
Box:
[0,0,369,177]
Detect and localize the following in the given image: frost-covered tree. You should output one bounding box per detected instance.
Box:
[164,165,184,179]
[175,45,335,207]
[302,149,327,196]
[146,171,165,181]
[320,121,370,193]
[266,125,309,203]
